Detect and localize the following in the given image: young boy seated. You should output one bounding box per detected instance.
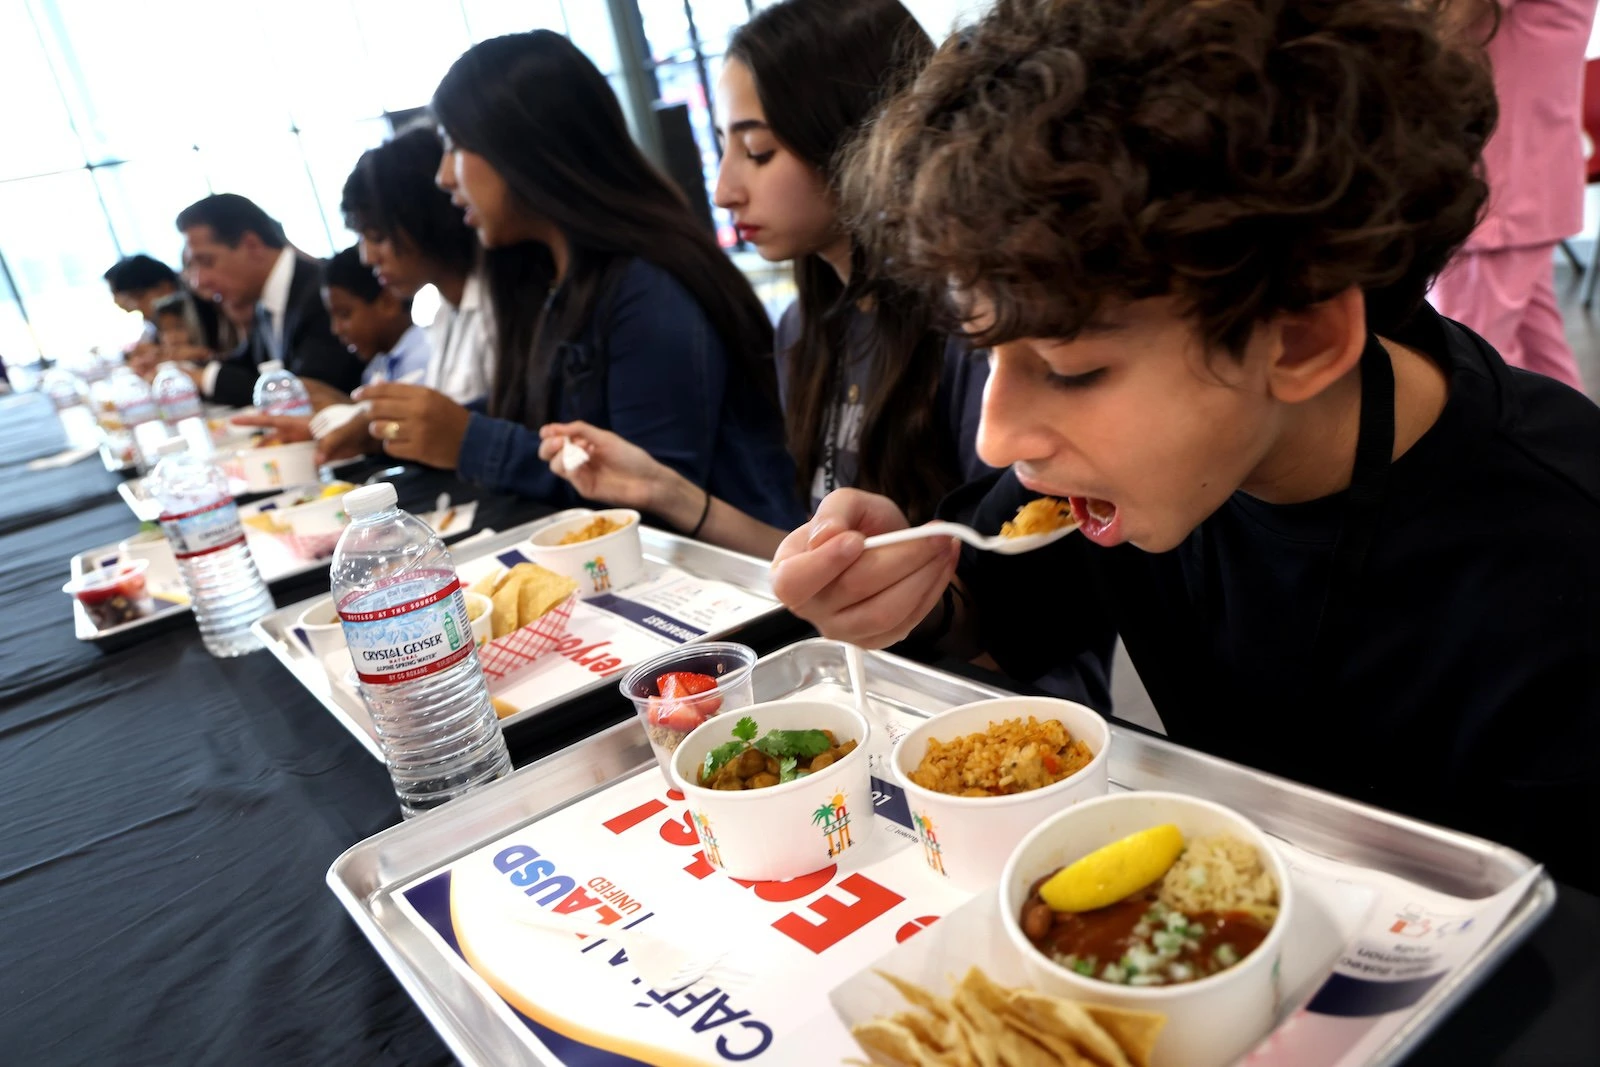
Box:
[322,245,429,387]
[772,0,1600,890]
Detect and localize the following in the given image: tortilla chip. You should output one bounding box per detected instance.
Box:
[1003,1016,1099,1067]
[467,569,506,599]
[878,972,953,1017]
[851,1017,942,1067]
[1082,1005,1165,1067]
[490,697,518,719]
[490,569,524,638]
[509,562,577,626]
[1005,989,1133,1067]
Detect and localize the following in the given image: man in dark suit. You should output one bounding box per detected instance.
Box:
[176,194,365,408]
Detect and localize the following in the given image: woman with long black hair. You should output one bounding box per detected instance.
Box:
[351,31,802,527]
[539,0,990,556]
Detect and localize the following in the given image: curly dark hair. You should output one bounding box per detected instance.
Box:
[843,0,1497,352]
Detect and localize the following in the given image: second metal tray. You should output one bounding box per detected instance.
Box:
[327,638,1554,1067]
[254,514,783,761]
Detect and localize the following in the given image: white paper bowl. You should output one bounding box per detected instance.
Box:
[998,791,1293,1067]
[295,596,346,662]
[525,509,643,597]
[669,698,874,881]
[464,591,492,648]
[237,440,318,492]
[891,696,1110,891]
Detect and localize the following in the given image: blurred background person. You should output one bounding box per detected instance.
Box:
[321,244,430,387]
[1430,0,1598,390]
[542,0,991,559]
[177,193,364,405]
[322,32,801,526]
[342,125,488,404]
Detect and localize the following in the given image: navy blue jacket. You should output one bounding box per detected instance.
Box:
[457,258,804,529]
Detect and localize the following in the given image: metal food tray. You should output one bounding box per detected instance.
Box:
[99,439,135,473]
[326,638,1555,1067]
[254,513,783,762]
[67,507,475,649]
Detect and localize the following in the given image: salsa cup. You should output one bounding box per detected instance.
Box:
[669,698,873,881]
[525,508,643,596]
[891,696,1110,891]
[63,559,155,630]
[998,791,1293,1067]
[620,642,757,786]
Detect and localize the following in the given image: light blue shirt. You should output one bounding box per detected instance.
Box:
[361,324,431,386]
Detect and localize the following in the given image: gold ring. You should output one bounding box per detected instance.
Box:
[377,420,401,441]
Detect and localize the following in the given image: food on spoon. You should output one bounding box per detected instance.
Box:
[910,716,1094,796]
[1001,497,1076,538]
[850,967,1164,1067]
[558,514,628,545]
[1019,832,1279,987]
[696,715,858,790]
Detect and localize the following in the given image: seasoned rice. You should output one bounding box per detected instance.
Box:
[910,716,1094,796]
[1158,834,1279,923]
[1001,497,1076,538]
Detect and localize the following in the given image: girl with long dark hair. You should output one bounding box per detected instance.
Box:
[539,0,990,555]
[351,31,801,526]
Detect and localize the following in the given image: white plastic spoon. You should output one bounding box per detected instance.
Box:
[861,519,1078,556]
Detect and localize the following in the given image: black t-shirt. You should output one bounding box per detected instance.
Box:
[948,306,1600,890]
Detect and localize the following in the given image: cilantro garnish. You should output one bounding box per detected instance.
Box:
[699,717,835,785]
[753,729,833,760]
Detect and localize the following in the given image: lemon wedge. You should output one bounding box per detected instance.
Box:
[1037,824,1185,913]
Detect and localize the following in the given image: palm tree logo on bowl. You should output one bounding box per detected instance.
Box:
[690,811,722,868]
[582,556,611,593]
[813,791,855,857]
[911,810,947,876]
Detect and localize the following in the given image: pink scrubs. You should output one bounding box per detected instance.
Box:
[1429,0,1598,390]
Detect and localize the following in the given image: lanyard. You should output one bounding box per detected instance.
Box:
[1308,333,1395,676]
[1168,334,1396,734]
[819,371,858,496]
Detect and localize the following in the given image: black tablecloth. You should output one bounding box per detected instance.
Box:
[0,441,1595,1064]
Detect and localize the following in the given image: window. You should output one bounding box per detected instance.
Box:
[0,0,619,363]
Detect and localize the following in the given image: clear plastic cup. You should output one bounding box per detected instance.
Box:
[619,642,758,785]
[63,559,155,630]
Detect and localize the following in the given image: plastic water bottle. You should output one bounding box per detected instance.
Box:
[148,438,275,657]
[332,483,511,818]
[252,360,313,416]
[109,366,169,473]
[151,361,213,456]
[40,366,101,450]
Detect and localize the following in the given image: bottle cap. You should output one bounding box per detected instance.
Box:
[344,482,398,519]
[258,360,285,374]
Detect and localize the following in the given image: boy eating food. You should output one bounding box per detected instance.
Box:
[321,245,430,387]
[773,0,1599,889]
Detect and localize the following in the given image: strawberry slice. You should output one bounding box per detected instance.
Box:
[648,671,722,731]
[657,672,718,699]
